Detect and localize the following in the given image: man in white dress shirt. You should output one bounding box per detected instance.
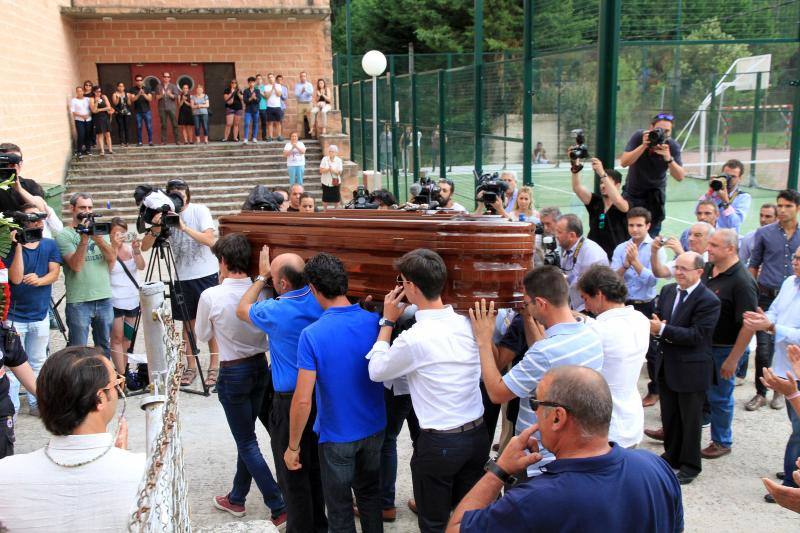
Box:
[578,264,650,448]
[0,346,145,532]
[367,248,488,533]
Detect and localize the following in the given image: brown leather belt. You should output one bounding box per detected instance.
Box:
[423,417,484,434]
[219,353,266,368]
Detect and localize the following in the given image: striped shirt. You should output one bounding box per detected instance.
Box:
[503,319,604,477]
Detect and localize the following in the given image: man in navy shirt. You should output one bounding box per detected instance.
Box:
[620,113,686,236]
[286,253,385,533]
[237,246,327,533]
[447,365,684,533]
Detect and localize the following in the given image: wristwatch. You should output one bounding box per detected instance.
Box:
[255,275,268,284]
[665,158,674,164]
[484,458,517,485]
[378,317,396,328]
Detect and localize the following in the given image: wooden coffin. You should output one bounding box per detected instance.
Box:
[218,210,535,311]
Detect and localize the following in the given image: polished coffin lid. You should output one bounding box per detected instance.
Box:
[218,210,535,311]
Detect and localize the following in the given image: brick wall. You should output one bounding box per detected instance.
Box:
[0,0,80,186]
[74,18,333,134]
[73,0,329,7]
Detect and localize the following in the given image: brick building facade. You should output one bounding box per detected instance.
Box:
[0,0,333,186]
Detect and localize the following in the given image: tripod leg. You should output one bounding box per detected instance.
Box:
[50,298,68,342]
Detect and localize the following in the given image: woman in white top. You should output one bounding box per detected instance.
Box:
[109,218,145,379]
[319,144,343,209]
[69,86,92,157]
[283,131,306,186]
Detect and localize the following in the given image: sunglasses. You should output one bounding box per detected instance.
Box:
[654,113,674,122]
[598,212,606,230]
[104,373,126,393]
[528,397,572,413]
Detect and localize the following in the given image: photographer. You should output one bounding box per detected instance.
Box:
[571,157,629,260]
[0,143,48,216]
[500,172,518,210]
[620,113,686,236]
[141,179,220,387]
[698,159,752,234]
[438,179,467,212]
[5,203,62,416]
[554,214,609,311]
[55,193,116,358]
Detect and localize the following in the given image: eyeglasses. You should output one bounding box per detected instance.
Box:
[104,373,126,393]
[598,213,606,230]
[792,256,800,263]
[654,113,674,121]
[395,274,411,285]
[163,75,171,78]
[528,397,572,413]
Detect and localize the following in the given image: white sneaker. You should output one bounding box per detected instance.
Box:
[243,139,248,145]
[252,139,258,144]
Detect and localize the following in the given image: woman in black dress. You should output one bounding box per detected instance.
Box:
[178,84,195,145]
[90,85,114,155]
[112,82,132,146]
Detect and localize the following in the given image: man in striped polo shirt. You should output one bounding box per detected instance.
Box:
[470,265,604,479]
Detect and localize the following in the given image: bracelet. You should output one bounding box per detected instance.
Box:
[787,392,800,401]
[288,444,299,452]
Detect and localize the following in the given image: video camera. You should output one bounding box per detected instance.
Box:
[647,127,667,146]
[3,210,45,244]
[0,153,21,182]
[134,185,183,235]
[568,129,590,161]
[242,185,282,212]
[410,177,442,208]
[346,185,379,209]
[709,173,734,192]
[474,170,508,214]
[76,212,111,236]
[534,222,560,267]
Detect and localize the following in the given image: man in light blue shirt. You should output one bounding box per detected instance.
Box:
[698,159,752,234]
[294,71,314,137]
[470,266,603,479]
[555,214,609,311]
[740,203,777,266]
[611,207,666,303]
[744,250,800,493]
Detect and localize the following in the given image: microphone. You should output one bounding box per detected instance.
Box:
[409,182,422,197]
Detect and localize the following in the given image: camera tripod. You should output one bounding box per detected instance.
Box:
[127,231,210,397]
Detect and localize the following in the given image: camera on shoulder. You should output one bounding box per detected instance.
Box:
[474,171,508,214]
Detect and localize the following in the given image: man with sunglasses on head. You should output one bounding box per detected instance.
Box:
[0,346,145,531]
[620,113,686,236]
[446,365,683,533]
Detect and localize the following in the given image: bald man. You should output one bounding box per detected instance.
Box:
[237,246,328,532]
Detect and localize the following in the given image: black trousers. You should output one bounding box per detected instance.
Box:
[631,300,659,395]
[0,415,13,460]
[269,393,328,533]
[411,424,490,533]
[115,113,131,145]
[259,109,268,140]
[74,120,91,154]
[755,290,777,396]
[480,381,501,441]
[659,373,705,477]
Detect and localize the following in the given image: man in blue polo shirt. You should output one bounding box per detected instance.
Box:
[236,247,327,533]
[447,365,684,533]
[285,252,385,533]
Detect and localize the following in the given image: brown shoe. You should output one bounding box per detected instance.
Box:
[382,507,397,522]
[745,394,767,411]
[701,442,731,459]
[771,392,785,410]
[407,499,418,515]
[644,427,665,441]
[642,393,659,407]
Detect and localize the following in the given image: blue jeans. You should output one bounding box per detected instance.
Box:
[66,299,114,358]
[193,114,209,137]
[319,430,384,533]
[8,317,50,412]
[784,388,800,488]
[217,357,285,516]
[244,111,259,140]
[135,110,153,144]
[288,166,305,185]
[708,346,737,448]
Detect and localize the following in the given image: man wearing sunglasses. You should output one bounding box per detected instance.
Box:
[0,346,145,531]
[620,113,686,236]
[447,365,683,533]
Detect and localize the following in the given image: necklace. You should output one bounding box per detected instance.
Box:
[43,438,115,468]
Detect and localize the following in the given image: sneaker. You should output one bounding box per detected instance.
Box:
[213,495,245,517]
[745,394,767,411]
[148,142,153,146]
[126,371,145,392]
[221,138,227,142]
[770,392,785,410]
[271,511,287,529]
[28,406,40,417]
[276,136,285,142]
[252,139,258,144]
[266,137,273,142]
[243,139,248,145]
[137,143,143,147]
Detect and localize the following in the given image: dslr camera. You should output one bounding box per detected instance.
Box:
[134,185,184,235]
[474,170,508,214]
[3,210,46,244]
[647,127,667,146]
[76,212,111,236]
[534,223,561,267]
[568,129,590,161]
[709,173,734,192]
[0,153,21,182]
[346,185,379,209]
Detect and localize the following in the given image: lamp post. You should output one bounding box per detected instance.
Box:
[362,50,387,186]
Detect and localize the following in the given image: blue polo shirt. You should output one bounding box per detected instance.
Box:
[461,444,684,533]
[297,304,386,443]
[4,239,62,322]
[248,286,323,392]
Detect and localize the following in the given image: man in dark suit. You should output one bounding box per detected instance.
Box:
[647,251,721,485]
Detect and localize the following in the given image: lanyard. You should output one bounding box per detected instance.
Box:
[562,237,585,272]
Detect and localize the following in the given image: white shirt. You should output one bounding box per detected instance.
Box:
[0,433,145,532]
[589,306,650,448]
[42,204,63,239]
[563,237,610,310]
[110,253,140,310]
[195,277,267,361]
[70,97,92,121]
[319,155,343,187]
[448,202,468,213]
[366,306,484,430]
[285,142,306,167]
[168,203,218,281]
[264,84,282,108]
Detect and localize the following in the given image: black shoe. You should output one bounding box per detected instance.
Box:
[765,493,777,503]
[777,471,786,480]
[125,371,144,391]
[676,472,697,485]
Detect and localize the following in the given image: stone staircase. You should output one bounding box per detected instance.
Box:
[62,141,324,224]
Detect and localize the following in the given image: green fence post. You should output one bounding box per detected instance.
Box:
[595,0,621,190]
[749,72,763,186]
[438,69,447,179]
[346,0,354,140]
[411,71,420,182]
[522,0,533,186]
[474,0,484,177]
[788,78,800,190]
[389,58,400,199]
[706,74,716,180]
[359,81,367,169]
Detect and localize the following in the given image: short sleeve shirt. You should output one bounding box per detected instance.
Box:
[167,203,218,281]
[264,84,282,108]
[4,239,62,322]
[127,87,152,114]
[285,142,306,167]
[623,129,682,197]
[224,88,243,111]
[585,192,628,259]
[55,227,112,304]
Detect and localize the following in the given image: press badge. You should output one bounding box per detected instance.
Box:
[0,268,7,284]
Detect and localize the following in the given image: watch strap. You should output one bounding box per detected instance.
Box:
[484,459,517,485]
[379,318,396,328]
[255,275,268,284]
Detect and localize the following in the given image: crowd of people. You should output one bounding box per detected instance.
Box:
[69,71,332,155]
[0,109,800,532]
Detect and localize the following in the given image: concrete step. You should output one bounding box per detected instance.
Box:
[67,174,320,190]
[64,168,323,183]
[67,162,314,177]
[70,154,321,169]
[83,141,322,161]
